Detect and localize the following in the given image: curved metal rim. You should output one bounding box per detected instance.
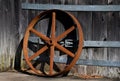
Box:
[23,9,83,77]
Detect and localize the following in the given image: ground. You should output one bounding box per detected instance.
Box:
[0,71,119,81]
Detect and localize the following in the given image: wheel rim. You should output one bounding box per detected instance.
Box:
[23,9,83,76]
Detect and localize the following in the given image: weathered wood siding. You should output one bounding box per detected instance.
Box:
[107,0,120,78]
[0,0,120,78]
[19,0,120,78]
[84,0,108,77]
[0,0,19,71]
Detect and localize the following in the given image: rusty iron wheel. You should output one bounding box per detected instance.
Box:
[23,9,83,77]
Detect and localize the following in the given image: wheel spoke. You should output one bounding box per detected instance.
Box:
[28,45,48,61]
[30,28,50,42]
[51,12,56,39]
[55,43,75,58]
[49,46,54,75]
[56,26,75,41]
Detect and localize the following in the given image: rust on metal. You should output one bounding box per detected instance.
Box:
[76,74,103,79]
[23,9,83,77]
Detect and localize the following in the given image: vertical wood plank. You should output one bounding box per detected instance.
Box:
[107,0,120,78]
[72,0,93,75]
[0,0,19,71]
[88,0,108,76]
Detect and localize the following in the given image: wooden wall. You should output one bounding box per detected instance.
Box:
[0,0,19,71]
[0,0,120,78]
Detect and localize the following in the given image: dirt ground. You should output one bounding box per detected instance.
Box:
[0,71,119,81]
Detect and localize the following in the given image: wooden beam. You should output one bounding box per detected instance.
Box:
[29,37,120,47]
[54,57,120,67]
[84,41,120,48]
[22,3,120,11]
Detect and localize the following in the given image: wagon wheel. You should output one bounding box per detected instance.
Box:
[23,9,83,77]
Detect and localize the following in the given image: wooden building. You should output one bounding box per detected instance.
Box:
[0,0,120,78]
